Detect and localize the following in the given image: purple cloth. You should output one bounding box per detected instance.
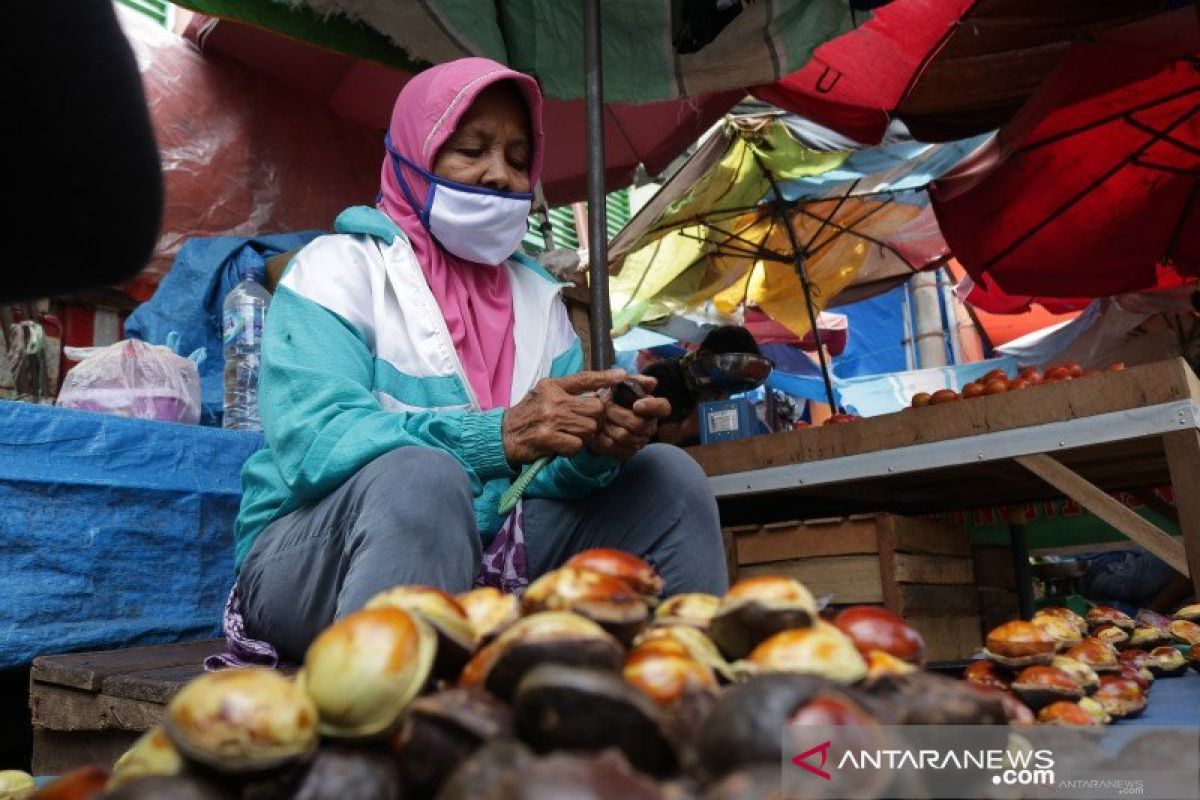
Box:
[207,502,530,670]
[204,584,282,670]
[476,499,530,595]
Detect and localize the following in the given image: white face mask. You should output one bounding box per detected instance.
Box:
[386,137,532,266]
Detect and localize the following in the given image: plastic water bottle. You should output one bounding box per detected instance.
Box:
[222,260,271,430]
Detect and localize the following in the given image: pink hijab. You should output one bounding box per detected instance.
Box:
[377,58,545,410]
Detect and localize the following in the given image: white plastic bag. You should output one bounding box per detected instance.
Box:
[56,339,202,424]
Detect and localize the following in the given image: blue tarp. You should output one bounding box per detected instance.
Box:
[774,131,992,208]
[126,232,323,426]
[0,401,261,667]
[836,357,1019,417]
[764,284,909,408]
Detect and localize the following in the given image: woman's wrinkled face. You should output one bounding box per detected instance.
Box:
[433,82,533,193]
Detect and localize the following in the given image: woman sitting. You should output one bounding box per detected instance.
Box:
[233,58,728,663]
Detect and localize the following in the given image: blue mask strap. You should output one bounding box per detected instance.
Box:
[384,134,437,231]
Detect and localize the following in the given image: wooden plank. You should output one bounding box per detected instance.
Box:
[1164,428,1200,597]
[30,683,167,732]
[30,683,106,730]
[893,554,974,585]
[690,359,1196,477]
[1015,453,1189,575]
[722,527,738,585]
[907,615,982,662]
[32,729,141,776]
[31,640,224,692]
[736,519,879,565]
[892,516,970,557]
[898,584,980,616]
[739,556,882,604]
[102,662,208,705]
[876,517,902,614]
[98,694,168,731]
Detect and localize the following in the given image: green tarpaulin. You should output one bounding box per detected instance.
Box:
[172,0,860,101]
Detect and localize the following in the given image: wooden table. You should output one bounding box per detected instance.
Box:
[690,358,1200,608]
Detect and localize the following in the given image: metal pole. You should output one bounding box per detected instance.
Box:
[533,183,555,250]
[1009,518,1036,620]
[759,168,838,409]
[584,0,613,370]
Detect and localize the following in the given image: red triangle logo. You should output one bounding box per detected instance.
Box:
[792,740,833,780]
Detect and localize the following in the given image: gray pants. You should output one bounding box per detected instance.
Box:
[239,443,727,662]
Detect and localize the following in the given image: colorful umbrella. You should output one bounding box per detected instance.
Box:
[931,8,1200,299]
[183,14,741,205]
[608,116,984,335]
[607,115,983,405]
[751,0,1166,145]
[172,0,859,102]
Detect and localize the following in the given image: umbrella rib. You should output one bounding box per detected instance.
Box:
[605,106,644,163]
[1019,85,1200,154]
[1124,111,1200,159]
[646,203,766,236]
[675,229,789,262]
[798,179,862,253]
[677,223,792,262]
[1132,160,1200,176]
[984,98,1200,270]
[806,196,896,256]
[791,205,916,267]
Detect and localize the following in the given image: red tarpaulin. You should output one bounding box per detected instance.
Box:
[931,8,1200,299]
[751,0,1166,145]
[184,15,741,205]
[118,6,381,302]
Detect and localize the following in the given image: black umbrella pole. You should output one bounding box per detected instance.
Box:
[584,0,613,370]
[795,255,839,411]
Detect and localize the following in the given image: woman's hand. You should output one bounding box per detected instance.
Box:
[591,374,672,461]
[501,370,626,464]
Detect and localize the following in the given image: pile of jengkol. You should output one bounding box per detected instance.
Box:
[16,552,1200,799]
[971,603,1200,726]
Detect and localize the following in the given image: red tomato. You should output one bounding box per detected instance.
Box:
[1019,367,1042,384]
[962,383,985,399]
[1066,363,1084,378]
[910,392,932,408]
[792,420,812,430]
[983,369,1009,383]
[1007,378,1030,391]
[824,413,860,425]
[1108,362,1125,371]
[930,389,960,405]
[1044,366,1071,382]
[983,379,1009,395]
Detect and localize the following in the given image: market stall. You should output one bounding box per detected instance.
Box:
[692,359,1200,611]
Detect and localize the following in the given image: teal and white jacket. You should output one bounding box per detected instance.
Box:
[234,206,621,569]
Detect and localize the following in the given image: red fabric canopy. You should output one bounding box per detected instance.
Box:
[752,0,1166,145]
[185,15,740,205]
[931,8,1200,299]
[945,261,1082,347]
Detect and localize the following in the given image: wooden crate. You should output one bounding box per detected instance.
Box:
[28,640,224,774]
[726,514,981,661]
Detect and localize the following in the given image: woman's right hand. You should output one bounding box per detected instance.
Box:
[501,369,626,464]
